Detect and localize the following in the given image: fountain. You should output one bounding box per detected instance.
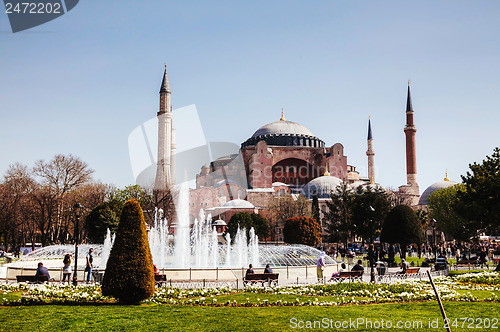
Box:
[3,183,336,280]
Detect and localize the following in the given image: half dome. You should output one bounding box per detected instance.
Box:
[419,179,459,205]
[302,176,345,199]
[223,199,255,209]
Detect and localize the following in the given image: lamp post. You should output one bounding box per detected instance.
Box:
[431,218,437,260]
[369,205,376,283]
[72,203,82,286]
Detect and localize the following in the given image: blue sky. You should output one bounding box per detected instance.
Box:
[1,0,499,193]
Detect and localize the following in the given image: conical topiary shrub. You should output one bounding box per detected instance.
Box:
[101,199,155,304]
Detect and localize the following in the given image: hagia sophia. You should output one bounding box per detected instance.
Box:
[153,66,457,239]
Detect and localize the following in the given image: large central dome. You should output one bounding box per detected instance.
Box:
[251,120,315,137]
[242,116,325,148]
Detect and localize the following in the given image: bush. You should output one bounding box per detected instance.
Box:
[101,199,155,304]
[283,216,321,246]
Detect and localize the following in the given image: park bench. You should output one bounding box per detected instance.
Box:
[457,259,479,267]
[401,267,420,275]
[155,274,167,287]
[394,267,420,279]
[244,273,279,287]
[16,275,50,283]
[330,271,363,283]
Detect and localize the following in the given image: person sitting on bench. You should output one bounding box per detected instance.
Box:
[351,260,364,272]
[35,262,50,279]
[264,264,273,274]
[400,258,409,273]
[245,264,254,278]
[330,262,347,279]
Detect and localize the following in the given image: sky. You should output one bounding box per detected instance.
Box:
[1,0,499,194]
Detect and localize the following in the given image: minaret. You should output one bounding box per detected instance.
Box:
[404,81,418,188]
[366,117,375,184]
[154,65,175,190]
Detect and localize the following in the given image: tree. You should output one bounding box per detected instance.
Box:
[0,163,36,251]
[351,185,392,242]
[225,212,269,240]
[267,194,311,241]
[283,216,321,246]
[380,205,425,259]
[311,193,320,223]
[323,182,353,248]
[84,200,122,243]
[32,154,94,244]
[101,199,155,304]
[460,147,500,234]
[427,184,475,244]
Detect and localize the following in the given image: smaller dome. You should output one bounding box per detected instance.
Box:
[212,219,227,226]
[302,176,345,199]
[223,199,255,209]
[419,180,459,205]
[272,182,289,187]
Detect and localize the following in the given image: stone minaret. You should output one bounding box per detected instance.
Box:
[404,81,418,188]
[399,81,419,204]
[154,65,176,190]
[366,117,375,184]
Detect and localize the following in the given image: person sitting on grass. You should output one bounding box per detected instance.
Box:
[35,262,50,278]
[264,264,273,274]
[351,260,364,272]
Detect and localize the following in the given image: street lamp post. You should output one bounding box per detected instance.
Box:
[369,205,376,283]
[73,203,82,286]
[431,218,437,260]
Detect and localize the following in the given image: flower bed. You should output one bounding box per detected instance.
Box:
[1,271,499,307]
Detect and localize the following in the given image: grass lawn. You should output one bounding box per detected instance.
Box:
[1,301,499,331]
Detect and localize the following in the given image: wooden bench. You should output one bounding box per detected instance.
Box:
[330,271,363,283]
[16,275,50,283]
[402,267,420,275]
[457,259,478,267]
[244,273,279,286]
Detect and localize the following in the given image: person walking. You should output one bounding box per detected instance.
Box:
[62,254,72,283]
[317,252,326,283]
[85,248,94,283]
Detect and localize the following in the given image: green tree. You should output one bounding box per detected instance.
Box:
[427,184,475,244]
[84,200,122,243]
[311,193,320,223]
[283,216,321,246]
[460,147,500,234]
[225,212,270,240]
[351,185,392,242]
[101,199,155,304]
[250,213,270,239]
[380,205,425,259]
[323,182,353,249]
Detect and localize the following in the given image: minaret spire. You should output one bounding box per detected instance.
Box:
[155,64,175,190]
[401,80,419,204]
[366,116,375,184]
[160,64,171,93]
